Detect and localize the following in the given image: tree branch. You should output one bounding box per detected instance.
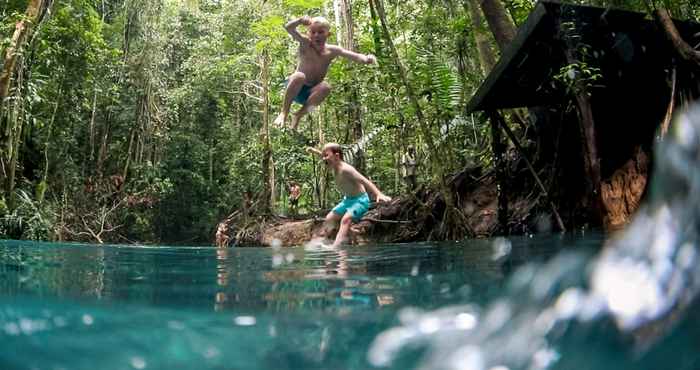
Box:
[655,8,700,65]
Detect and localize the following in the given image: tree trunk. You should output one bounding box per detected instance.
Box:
[466,0,496,74]
[0,0,46,117]
[259,52,273,213]
[89,86,98,162]
[38,94,61,203]
[654,8,700,65]
[6,74,25,205]
[368,0,383,58]
[0,0,48,198]
[336,0,365,172]
[478,0,517,51]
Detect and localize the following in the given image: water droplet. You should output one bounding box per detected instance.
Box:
[531,348,559,369]
[554,288,583,319]
[234,316,256,326]
[448,345,484,370]
[398,307,423,324]
[19,318,34,334]
[4,322,20,335]
[271,238,282,250]
[272,254,283,267]
[492,237,512,261]
[418,316,440,334]
[130,356,146,369]
[455,312,477,330]
[82,314,94,326]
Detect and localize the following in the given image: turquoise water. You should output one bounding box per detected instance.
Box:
[0,235,605,370]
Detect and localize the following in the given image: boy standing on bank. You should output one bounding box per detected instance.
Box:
[306,143,391,248]
[274,16,376,130]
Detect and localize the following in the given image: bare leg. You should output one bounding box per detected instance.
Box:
[291,82,331,130]
[275,72,307,127]
[311,211,340,245]
[331,213,354,248]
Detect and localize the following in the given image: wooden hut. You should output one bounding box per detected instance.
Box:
[466,0,700,231]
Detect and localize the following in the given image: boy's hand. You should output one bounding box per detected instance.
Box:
[365,54,377,65]
[305,146,321,156]
[300,15,311,26]
[376,193,391,203]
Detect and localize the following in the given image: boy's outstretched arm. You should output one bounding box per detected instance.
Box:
[331,46,376,65]
[305,146,322,157]
[285,16,311,44]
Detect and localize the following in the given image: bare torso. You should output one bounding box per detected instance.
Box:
[290,186,301,199]
[296,43,338,86]
[334,162,366,197]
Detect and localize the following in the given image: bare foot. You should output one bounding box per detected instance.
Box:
[274,113,287,127]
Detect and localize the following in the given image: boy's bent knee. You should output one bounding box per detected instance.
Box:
[340,214,354,225]
[318,82,331,94]
[289,72,307,83]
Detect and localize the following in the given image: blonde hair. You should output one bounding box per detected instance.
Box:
[322,143,343,160]
[310,16,331,31]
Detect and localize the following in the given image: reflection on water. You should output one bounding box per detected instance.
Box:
[0,236,584,370]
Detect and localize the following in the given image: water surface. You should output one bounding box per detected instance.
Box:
[0,235,595,370]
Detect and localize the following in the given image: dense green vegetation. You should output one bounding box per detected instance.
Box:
[0,0,698,244]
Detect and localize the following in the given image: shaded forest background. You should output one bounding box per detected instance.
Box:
[0,0,698,244]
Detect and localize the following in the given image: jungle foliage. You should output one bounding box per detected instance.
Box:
[0,0,698,244]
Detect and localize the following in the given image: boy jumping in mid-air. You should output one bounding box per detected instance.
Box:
[275,16,376,131]
[306,143,391,248]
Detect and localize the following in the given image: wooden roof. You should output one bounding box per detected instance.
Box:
[466,1,700,112]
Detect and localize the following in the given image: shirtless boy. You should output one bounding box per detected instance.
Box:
[274,16,376,130]
[306,143,391,248]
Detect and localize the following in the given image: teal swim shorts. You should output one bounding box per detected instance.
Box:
[284,79,317,105]
[294,84,314,105]
[332,193,370,222]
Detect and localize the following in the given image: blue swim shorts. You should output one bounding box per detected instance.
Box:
[285,80,317,105]
[332,193,370,222]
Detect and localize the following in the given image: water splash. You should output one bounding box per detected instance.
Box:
[368,106,700,370]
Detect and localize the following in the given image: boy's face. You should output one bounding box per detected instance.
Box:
[308,24,329,48]
[321,149,340,166]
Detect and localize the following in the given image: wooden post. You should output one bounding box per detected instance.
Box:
[488,110,509,234]
[557,15,605,226]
